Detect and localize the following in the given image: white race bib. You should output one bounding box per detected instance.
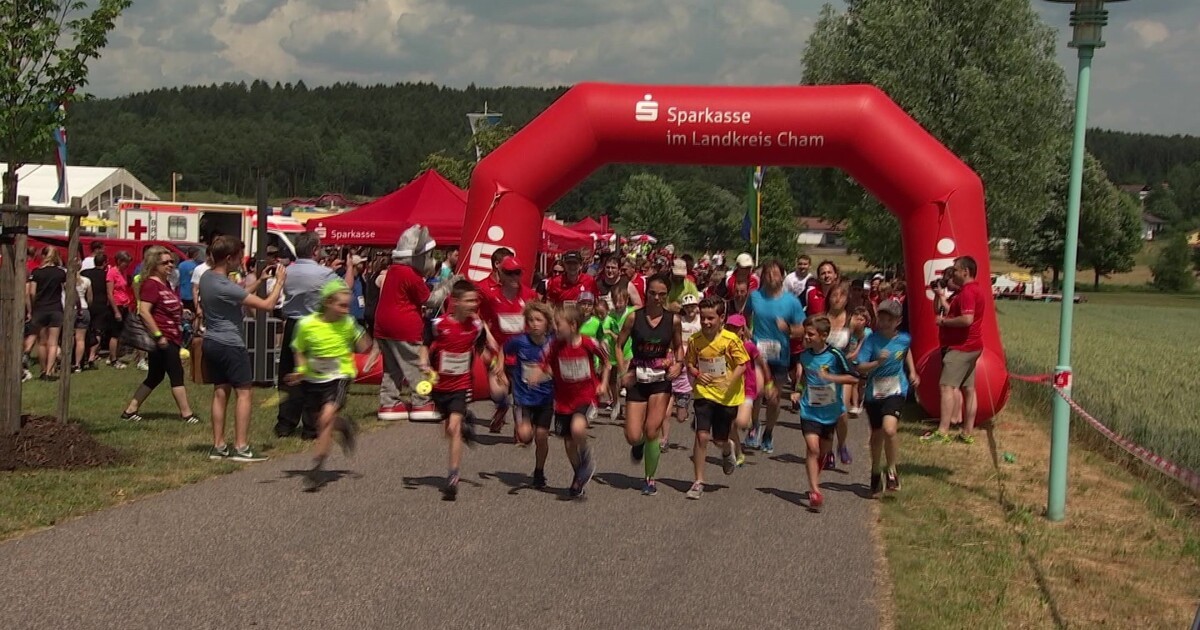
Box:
[699,357,727,376]
[522,362,541,384]
[559,357,590,382]
[562,300,577,309]
[874,376,902,399]
[440,351,471,375]
[807,383,836,406]
[635,366,667,383]
[308,357,340,376]
[357,295,365,308]
[828,328,850,350]
[498,313,525,334]
[759,339,782,362]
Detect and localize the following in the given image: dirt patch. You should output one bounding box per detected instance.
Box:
[0,416,122,471]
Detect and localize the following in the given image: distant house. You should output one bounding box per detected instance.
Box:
[1118,184,1151,202]
[796,216,845,247]
[1187,229,1200,248]
[1141,213,1167,241]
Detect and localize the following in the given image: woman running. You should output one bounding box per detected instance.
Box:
[822,281,854,469]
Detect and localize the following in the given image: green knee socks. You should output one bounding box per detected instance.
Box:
[644,437,661,479]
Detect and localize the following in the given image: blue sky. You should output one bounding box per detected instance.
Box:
[86,0,1199,135]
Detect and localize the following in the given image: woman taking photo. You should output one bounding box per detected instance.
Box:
[120,246,199,423]
[26,247,67,380]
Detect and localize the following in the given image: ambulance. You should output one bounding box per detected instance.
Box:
[115,200,305,257]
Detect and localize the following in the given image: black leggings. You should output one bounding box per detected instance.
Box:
[144,341,185,389]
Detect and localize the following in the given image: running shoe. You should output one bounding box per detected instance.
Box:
[920,431,951,444]
[849,406,863,416]
[207,444,230,460]
[532,469,547,489]
[870,472,884,498]
[686,482,704,500]
[335,416,358,455]
[761,435,775,454]
[886,470,901,492]
[489,407,507,433]
[443,472,460,501]
[461,413,478,447]
[136,359,149,371]
[956,433,976,445]
[823,452,836,470]
[120,411,143,422]
[641,479,658,496]
[839,445,852,465]
[21,369,33,383]
[743,429,762,450]
[181,414,201,425]
[568,480,584,498]
[722,449,737,476]
[304,460,325,492]
[735,453,747,468]
[229,446,268,462]
[808,490,824,513]
[630,441,645,463]
[577,448,596,493]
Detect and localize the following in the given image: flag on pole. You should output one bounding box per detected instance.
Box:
[50,90,73,203]
[743,166,764,244]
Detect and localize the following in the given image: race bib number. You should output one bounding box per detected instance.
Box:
[498,313,525,334]
[759,340,782,362]
[522,362,541,384]
[308,357,340,377]
[635,366,667,383]
[807,383,836,407]
[559,357,590,382]
[357,295,365,309]
[562,300,577,309]
[440,351,471,376]
[699,357,726,376]
[874,376,902,399]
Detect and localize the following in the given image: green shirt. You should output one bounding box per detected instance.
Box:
[291,313,364,382]
[602,307,634,365]
[580,316,603,341]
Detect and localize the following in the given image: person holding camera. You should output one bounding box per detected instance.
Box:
[923,256,986,445]
[274,232,338,439]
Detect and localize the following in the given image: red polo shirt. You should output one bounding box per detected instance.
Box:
[940,279,985,352]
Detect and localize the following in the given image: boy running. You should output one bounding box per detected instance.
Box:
[503,301,557,488]
[684,298,750,499]
[667,293,702,451]
[287,279,374,491]
[726,313,767,467]
[854,299,918,497]
[792,315,858,512]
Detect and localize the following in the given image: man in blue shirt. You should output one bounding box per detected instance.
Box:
[177,247,202,312]
[746,259,805,454]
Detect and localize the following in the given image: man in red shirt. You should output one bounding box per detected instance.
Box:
[545,251,597,306]
[726,252,760,295]
[924,255,987,444]
[479,256,538,432]
[475,247,513,299]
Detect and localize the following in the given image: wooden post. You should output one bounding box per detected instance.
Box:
[1,184,31,435]
[57,198,84,422]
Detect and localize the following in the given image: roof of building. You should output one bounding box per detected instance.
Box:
[1,163,158,210]
[796,216,845,232]
[1142,212,1167,224]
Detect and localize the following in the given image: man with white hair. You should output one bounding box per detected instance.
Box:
[726,252,760,295]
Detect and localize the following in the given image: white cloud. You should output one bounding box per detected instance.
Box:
[1126,20,1170,48]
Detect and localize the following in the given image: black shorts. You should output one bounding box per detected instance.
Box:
[865,395,905,430]
[302,379,350,416]
[553,404,592,438]
[693,398,735,441]
[517,403,554,430]
[801,418,837,440]
[108,307,129,338]
[433,390,471,419]
[74,309,91,330]
[766,364,791,394]
[625,376,672,403]
[202,339,253,387]
[30,310,63,331]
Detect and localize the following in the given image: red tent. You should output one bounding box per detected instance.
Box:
[542,218,593,254]
[308,170,467,246]
[570,216,608,234]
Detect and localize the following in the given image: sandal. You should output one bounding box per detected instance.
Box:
[919,431,951,444]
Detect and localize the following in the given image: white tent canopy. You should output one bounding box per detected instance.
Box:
[1,163,158,214]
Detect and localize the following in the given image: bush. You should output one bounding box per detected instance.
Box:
[1150,234,1196,292]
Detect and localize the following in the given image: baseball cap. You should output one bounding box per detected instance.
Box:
[727,313,747,328]
[736,253,754,268]
[499,256,523,273]
[562,251,582,264]
[578,291,596,303]
[672,259,688,276]
[872,273,886,281]
[350,254,365,266]
[877,299,904,317]
[680,293,699,306]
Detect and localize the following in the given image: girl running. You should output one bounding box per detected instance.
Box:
[822,281,853,469]
[503,301,557,488]
[666,293,702,451]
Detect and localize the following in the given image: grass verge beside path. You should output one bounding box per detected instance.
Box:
[0,368,385,541]
[879,406,1200,629]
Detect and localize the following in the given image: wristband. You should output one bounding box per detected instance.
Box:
[153,331,164,338]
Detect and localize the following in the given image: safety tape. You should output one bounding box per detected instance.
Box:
[1010,372,1200,494]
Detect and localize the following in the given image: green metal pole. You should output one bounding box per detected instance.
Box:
[1048,45,1094,522]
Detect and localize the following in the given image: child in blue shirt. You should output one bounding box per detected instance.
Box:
[502,301,556,489]
[855,299,919,498]
[790,315,857,513]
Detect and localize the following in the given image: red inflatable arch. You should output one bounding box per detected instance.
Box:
[458,83,1009,421]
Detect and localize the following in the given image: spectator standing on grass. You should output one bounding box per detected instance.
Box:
[198,236,286,462]
[923,255,987,445]
[81,241,103,271]
[274,232,338,440]
[177,247,202,312]
[119,246,200,424]
[26,247,67,380]
[105,251,135,368]
[81,252,110,369]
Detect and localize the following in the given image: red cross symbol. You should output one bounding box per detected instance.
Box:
[129,219,148,240]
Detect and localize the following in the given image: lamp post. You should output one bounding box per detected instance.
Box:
[1044,0,1126,522]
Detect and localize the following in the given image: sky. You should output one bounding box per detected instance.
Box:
[83,0,1200,136]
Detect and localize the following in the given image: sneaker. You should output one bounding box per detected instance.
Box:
[823,452,836,470]
[568,480,584,499]
[303,460,325,492]
[207,444,230,460]
[686,482,704,500]
[735,453,746,468]
[108,360,128,370]
[409,402,441,421]
[630,441,645,463]
[460,413,478,447]
[71,366,82,374]
[743,429,762,450]
[576,449,596,492]
[839,445,852,465]
[641,479,658,496]
[180,414,201,425]
[808,490,825,513]
[886,470,901,492]
[136,359,149,371]
[489,407,507,433]
[920,431,951,444]
[442,472,459,501]
[21,369,33,383]
[120,410,143,422]
[956,433,976,445]
[335,416,358,455]
[377,403,409,421]
[870,472,884,498]
[850,406,863,416]
[761,435,774,454]
[229,446,268,462]
[721,449,737,476]
[532,469,547,489]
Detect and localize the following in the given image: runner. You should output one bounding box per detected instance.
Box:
[845,305,873,417]
[745,260,806,454]
[821,281,854,469]
[502,301,557,488]
[475,247,514,298]
[684,297,750,499]
[287,279,373,491]
[667,293,702,451]
[616,275,684,496]
[791,315,858,513]
[855,299,917,497]
[601,282,634,417]
[478,255,538,433]
[530,305,609,498]
[425,280,501,501]
[806,260,841,315]
[725,313,766,468]
[545,251,598,306]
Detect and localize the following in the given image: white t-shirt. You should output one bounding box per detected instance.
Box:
[191,262,210,290]
[783,272,812,298]
[81,256,96,271]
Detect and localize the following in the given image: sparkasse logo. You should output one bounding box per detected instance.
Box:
[635,94,658,122]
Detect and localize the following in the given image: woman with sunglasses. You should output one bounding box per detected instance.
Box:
[120,246,200,423]
[616,274,684,496]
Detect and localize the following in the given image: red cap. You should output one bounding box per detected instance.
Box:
[499,256,523,272]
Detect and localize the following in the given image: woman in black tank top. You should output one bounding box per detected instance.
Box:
[615,275,683,495]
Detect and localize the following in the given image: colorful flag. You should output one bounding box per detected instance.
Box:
[50,91,72,203]
[743,166,763,244]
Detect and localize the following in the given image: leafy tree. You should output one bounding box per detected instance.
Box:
[1081,192,1142,289]
[1150,233,1195,292]
[801,0,1070,259]
[417,124,515,190]
[616,173,686,247]
[671,178,743,252]
[758,168,801,264]
[1192,239,1200,274]
[0,0,131,435]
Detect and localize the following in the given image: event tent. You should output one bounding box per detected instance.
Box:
[308,170,467,246]
[570,216,608,234]
[542,218,593,254]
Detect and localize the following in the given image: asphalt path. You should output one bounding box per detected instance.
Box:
[0,402,881,629]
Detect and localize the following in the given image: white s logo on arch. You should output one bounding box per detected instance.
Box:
[635,94,659,122]
[467,225,508,281]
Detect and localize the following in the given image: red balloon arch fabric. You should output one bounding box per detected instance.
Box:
[444,83,1010,421]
